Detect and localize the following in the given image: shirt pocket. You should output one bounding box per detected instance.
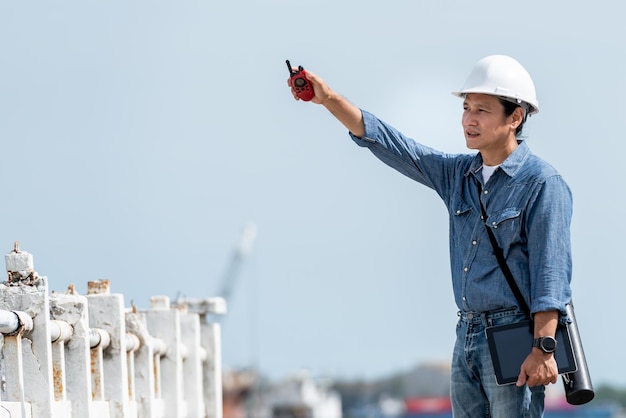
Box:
[486,207,523,249]
[449,193,473,245]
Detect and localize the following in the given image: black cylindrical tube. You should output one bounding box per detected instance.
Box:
[561,303,594,405]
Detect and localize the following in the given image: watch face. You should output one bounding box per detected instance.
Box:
[541,337,557,352]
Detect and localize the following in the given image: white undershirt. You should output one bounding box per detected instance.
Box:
[482,164,500,183]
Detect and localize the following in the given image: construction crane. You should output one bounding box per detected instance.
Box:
[173,222,257,317]
[216,222,258,305]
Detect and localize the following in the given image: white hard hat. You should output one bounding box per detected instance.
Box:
[452,55,539,115]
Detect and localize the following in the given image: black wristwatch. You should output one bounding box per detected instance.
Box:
[533,336,557,353]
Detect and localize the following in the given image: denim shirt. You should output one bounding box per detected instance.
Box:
[350,110,572,316]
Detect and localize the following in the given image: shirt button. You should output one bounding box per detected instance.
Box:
[464,267,469,272]
[467,313,474,320]
[483,190,489,195]
[462,296,466,301]
[456,210,461,214]
[472,240,477,245]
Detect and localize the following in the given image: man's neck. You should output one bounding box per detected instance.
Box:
[481,139,519,166]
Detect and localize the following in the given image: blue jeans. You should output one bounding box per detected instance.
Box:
[451,309,546,417]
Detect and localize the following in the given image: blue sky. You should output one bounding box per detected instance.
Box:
[1,1,624,388]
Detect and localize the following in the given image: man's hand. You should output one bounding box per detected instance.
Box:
[516,310,559,387]
[287,69,331,105]
[516,348,559,387]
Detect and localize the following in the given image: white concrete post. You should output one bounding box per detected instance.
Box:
[175,297,226,418]
[1,246,54,418]
[201,320,224,418]
[144,296,186,418]
[50,290,112,418]
[179,309,204,417]
[125,310,165,418]
[87,280,137,418]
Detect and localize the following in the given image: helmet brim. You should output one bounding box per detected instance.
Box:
[451,90,539,115]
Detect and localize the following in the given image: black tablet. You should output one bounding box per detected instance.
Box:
[485,320,577,385]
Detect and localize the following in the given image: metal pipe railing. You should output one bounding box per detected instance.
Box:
[0,309,20,334]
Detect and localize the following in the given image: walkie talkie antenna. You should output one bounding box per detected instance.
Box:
[286,60,294,75]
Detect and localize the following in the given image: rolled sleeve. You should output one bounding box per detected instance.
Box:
[527,175,573,316]
[349,109,380,146]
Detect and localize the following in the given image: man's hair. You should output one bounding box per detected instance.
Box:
[499,98,527,138]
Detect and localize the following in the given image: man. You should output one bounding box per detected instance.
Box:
[288,55,573,417]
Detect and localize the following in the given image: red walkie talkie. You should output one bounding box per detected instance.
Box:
[286,60,314,101]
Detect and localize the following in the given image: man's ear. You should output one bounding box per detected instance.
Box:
[511,107,525,129]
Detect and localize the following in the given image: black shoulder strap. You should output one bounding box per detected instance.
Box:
[477,182,531,318]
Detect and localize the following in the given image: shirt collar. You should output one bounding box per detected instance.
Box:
[466,140,532,179]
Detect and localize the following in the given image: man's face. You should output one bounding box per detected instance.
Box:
[462,93,517,152]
